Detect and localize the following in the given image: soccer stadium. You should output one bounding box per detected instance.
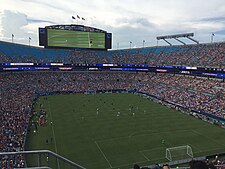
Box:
[1,1,225,169]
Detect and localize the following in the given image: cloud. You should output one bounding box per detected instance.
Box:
[20,0,74,13]
[198,16,225,23]
[0,10,28,41]
[0,10,46,46]
[111,24,158,49]
[114,17,156,29]
[215,29,225,35]
[27,19,56,24]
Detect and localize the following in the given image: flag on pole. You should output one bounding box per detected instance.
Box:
[77,15,80,19]
[72,16,75,19]
[82,17,85,21]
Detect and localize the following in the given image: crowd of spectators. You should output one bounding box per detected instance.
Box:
[1,41,225,68]
[1,72,225,155]
[134,156,225,168]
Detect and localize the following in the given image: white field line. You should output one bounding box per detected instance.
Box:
[47,100,60,169]
[94,141,113,168]
[139,151,150,161]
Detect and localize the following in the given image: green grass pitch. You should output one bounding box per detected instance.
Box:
[47,29,105,48]
[25,93,225,169]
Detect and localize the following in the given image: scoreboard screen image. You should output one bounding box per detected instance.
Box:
[47,29,106,49]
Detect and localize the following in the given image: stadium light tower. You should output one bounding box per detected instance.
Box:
[143,40,145,47]
[117,42,119,50]
[130,41,132,49]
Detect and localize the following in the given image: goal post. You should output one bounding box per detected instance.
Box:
[166,145,193,161]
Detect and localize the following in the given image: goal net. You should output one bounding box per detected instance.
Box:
[166,145,193,161]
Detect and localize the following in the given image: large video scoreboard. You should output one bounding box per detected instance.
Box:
[39,25,112,50]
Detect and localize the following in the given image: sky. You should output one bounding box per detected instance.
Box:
[1,0,225,49]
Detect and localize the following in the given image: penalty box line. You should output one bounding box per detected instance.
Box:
[95,140,169,169]
[95,130,196,168]
[94,140,152,169]
[94,141,113,168]
[95,139,150,169]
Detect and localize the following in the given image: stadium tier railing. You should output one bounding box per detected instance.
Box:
[0,150,86,169]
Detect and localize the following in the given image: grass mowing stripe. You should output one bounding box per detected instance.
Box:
[47,99,60,169]
[187,143,203,153]
[192,130,225,147]
[140,147,165,153]
[96,129,192,143]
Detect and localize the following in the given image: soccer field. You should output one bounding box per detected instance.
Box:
[47,29,105,48]
[26,93,225,169]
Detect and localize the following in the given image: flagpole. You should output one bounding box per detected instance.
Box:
[211,33,215,43]
[72,16,76,24]
[77,15,81,25]
[12,34,14,43]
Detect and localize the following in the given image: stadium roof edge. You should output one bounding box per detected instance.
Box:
[45,24,107,33]
[109,41,225,51]
[1,40,225,52]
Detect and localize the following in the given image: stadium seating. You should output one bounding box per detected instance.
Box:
[1,72,225,155]
[1,41,225,67]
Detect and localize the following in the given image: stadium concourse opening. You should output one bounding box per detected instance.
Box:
[1,36,225,169]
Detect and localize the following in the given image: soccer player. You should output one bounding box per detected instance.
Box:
[117,112,120,117]
[97,109,99,116]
